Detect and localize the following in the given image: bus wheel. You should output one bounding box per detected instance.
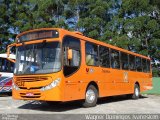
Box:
[82,85,98,107]
[132,84,140,99]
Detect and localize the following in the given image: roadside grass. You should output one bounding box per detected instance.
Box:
[142,77,160,95]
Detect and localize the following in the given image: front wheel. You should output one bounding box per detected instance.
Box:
[82,85,98,108]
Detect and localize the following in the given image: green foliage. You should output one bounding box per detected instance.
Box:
[152,68,159,77]
[107,0,160,59]
[110,35,129,50]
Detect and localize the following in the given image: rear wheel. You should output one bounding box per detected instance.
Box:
[82,85,98,107]
[132,84,140,99]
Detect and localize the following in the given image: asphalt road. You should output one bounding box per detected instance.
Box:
[0,94,160,114]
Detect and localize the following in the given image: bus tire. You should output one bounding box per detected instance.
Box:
[132,84,140,99]
[82,85,98,108]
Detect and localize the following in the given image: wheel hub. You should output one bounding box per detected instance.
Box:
[86,89,95,103]
[135,88,139,96]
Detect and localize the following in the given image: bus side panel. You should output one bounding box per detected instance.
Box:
[128,71,143,94]
[98,68,121,97]
[140,73,152,92]
[127,71,152,94]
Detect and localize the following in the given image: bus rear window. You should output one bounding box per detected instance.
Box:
[17,30,59,42]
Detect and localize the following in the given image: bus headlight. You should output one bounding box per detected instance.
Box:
[12,82,20,90]
[40,78,61,91]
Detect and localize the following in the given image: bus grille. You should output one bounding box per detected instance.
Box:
[14,76,49,82]
[20,93,41,98]
[19,86,42,90]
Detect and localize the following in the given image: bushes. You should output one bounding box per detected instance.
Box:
[152,67,159,77]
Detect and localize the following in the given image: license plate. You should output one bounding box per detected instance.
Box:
[26,93,34,96]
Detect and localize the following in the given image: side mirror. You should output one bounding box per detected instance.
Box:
[7,43,16,63]
[67,48,73,60]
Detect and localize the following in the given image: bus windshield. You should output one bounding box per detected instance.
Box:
[14,42,61,75]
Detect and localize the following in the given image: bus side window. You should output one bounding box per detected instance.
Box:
[147,60,151,72]
[111,49,120,69]
[4,59,9,72]
[2,58,6,72]
[63,36,81,76]
[121,52,129,70]
[142,59,147,72]
[99,46,110,68]
[6,59,9,72]
[0,58,2,71]
[129,55,136,71]
[85,42,98,66]
[136,57,142,72]
[10,62,14,72]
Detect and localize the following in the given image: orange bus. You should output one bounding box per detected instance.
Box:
[9,28,152,107]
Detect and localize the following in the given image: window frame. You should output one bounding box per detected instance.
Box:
[85,42,99,67]
[142,58,148,73]
[121,52,129,70]
[136,56,143,72]
[146,59,151,73]
[110,49,121,69]
[99,45,111,68]
[128,55,136,71]
[83,40,151,74]
[62,35,81,77]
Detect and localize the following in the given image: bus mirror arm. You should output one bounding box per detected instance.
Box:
[67,48,73,60]
[7,43,16,63]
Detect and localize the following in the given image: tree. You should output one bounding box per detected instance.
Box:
[12,0,67,32]
[63,0,113,40]
[0,0,160,65]
[0,0,15,53]
[105,0,160,58]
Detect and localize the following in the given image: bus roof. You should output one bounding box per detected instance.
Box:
[16,28,150,60]
[0,53,16,60]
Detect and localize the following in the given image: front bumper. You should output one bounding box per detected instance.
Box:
[12,86,62,101]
